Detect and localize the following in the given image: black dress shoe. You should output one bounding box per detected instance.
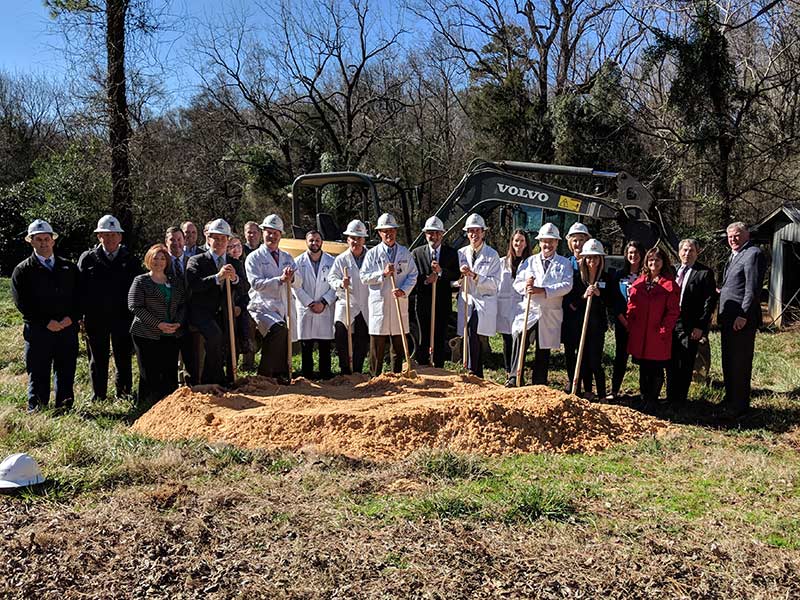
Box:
[504,377,516,388]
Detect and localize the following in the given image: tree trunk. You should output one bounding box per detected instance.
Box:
[107,0,134,243]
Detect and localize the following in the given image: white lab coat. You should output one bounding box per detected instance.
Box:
[327,249,369,326]
[293,251,336,340]
[512,252,573,347]
[496,257,527,335]
[245,245,303,341]
[456,244,501,337]
[360,242,418,335]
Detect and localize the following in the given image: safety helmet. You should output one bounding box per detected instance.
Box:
[566,222,590,238]
[535,223,561,240]
[206,218,233,237]
[375,213,399,230]
[581,238,606,256]
[259,214,285,233]
[25,219,58,242]
[94,214,125,234]
[422,216,445,232]
[0,453,45,488]
[462,213,487,231]
[342,219,368,238]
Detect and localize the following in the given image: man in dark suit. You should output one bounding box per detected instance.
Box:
[412,216,460,368]
[78,214,142,401]
[718,222,767,416]
[186,218,247,385]
[666,239,717,406]
[165,226,189,279]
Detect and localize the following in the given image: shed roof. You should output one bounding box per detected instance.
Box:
[753,202,800,235]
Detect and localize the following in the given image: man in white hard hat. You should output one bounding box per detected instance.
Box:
[412,216,460,368]
[328,220,370,374]
[78,215,142,401]
[361,213,419,376]
[562,221,592,390]
[11,220,81,413]
[293,230,336,379]
[245,214,303,383]
[508,222,572,387]
[186,218,247,385]
[457,213,501,378]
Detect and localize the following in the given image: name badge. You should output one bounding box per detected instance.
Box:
[598,281,606,289]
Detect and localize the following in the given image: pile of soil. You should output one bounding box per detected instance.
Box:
[131,368,667,460]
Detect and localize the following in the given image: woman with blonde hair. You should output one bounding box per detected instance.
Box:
[128,244,188,406]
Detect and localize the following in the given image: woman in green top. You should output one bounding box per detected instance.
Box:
[128,244,187,406]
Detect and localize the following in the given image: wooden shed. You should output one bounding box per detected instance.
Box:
[753,203,800,327]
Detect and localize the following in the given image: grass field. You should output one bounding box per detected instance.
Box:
[1,277,800,597]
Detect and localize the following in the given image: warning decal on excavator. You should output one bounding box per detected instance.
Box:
[558,195,581,212]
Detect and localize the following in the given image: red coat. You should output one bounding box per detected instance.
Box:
[626,274,681,361]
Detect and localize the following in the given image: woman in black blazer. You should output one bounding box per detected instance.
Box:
[128,244,187,406]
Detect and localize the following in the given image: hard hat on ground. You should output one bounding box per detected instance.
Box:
[0,453,45,488]
[25,220,58,242]
[206,218,233,237]
[342,219,368,238]
[94,214,124,234]
[462,213,487,231]
[375,213,399,230]
[581,239,606,256]
[260,214,285,233]
[422,216,445,232]
[535,223,561,240]
[566,222,590,238]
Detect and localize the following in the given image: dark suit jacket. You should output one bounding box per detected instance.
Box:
[412,243,460,314]
[186,251,247,327]
[718,242,767,327]
[675,261,717,340]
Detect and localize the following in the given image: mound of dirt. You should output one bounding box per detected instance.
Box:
[131,368,667,460]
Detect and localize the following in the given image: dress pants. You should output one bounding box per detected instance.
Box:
[415,302,450,368]
[85,316,133,399]
[191,316,230,385]
[564,340,578,392]
[638,359,667,405]
[501,333,514,374]
[579,331,606,398]
[335,314,369,374]
[300,339,332,379]
[611,324,630,395]
[666,331,698,405]
[23,322,79,411]
[509,323,551,386]
[258,322,291,380]
[720,323,757,412]
[369,335,405,376]
[465,311,485,378]
[132,334,179,406]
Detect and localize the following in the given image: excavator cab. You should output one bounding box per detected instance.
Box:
[282,171,414,258]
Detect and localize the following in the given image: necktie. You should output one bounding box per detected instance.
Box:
[216,255,224,270]
[543,258,551,273]
[44,258,53,271]
[432,248,438,263]
[677,265,687,286]
[271,250,280,265]
[174,258,182,275]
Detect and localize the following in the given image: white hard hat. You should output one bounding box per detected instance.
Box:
[25,219,58,242]
[567,222,590,238]
[259,214,285,233]
[462,213,487,231]
[94,214,125,234]
[423,216,445,232]
[375,213,399,230]
[535,223,561,240]
[342,219,368,237]
[0,453,45,488]
[206,218,233,237]
[581,238,606,256]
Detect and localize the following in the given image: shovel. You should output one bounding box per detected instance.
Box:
[344,266,354,373]
[462,275,470,370]
[225,278,237,382]
[286,277,293,382]
[429,270,437,364]
[571,274,598,396]
[390,271,415,377]
[516,288,533,387]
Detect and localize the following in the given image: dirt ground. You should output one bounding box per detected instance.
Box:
[3,469,799,599]
[131,369,667,460]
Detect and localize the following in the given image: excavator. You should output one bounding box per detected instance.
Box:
[281,159,694,369]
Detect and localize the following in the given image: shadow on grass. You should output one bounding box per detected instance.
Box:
[611,384,800,434]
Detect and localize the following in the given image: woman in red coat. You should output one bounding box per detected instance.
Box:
[626,247,680,408]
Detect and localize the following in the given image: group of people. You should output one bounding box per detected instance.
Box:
[11,210,766,418]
